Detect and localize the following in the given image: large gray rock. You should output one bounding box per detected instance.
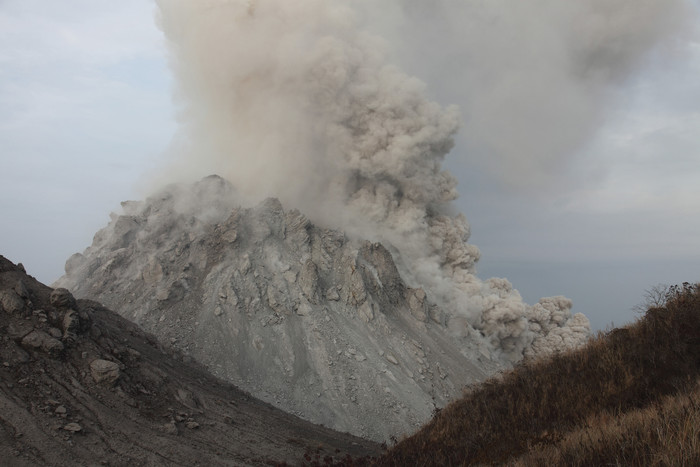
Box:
[50,288,76,309]
[0,290,26,315]
[21,330,64,356]
[89,359,120,385]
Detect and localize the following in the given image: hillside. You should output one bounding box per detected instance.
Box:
[0,255,381,465]
[367,282,700,465]
[2,257,696,466]
[55,176,588,441]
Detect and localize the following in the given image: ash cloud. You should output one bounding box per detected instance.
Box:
[150,0,688,359]
[367,0,693,190]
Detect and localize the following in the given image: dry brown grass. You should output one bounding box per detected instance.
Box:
[509,380,700,466]
[325,282,700,466]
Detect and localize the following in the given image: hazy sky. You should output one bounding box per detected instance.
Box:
[1,0,699,330]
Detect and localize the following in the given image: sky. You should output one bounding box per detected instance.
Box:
[1,0,699,331]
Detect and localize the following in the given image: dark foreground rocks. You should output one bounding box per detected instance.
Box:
[0,255,381,465]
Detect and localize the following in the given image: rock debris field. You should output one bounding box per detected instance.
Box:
[0,255,381,465]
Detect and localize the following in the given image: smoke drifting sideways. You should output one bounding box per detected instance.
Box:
[150,0,689,360]
[363,0,693,191]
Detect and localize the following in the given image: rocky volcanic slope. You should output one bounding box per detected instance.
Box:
[0,255,381,465]
[56,176,504,442]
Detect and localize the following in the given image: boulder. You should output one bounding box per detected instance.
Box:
[21,330,64,356]
[62,309,81,345]
[0,290,26,315]
[50,288,76,309]
[7,321,34,341]
[90,359,120,385]
[63,423,82,433]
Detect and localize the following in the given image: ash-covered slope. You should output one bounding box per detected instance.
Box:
[0,255,380,466]
[57,176,588,441]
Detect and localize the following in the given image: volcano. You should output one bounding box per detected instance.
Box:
[56,175,589,441]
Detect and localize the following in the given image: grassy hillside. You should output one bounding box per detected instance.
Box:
[377,282,700,466]
[316,282,700,466]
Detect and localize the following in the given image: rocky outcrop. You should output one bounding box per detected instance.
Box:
[21,330,64,356]
[57,176,504,441]
[0,255,380,465]
[0,277,91,360]
[0,278,33,317]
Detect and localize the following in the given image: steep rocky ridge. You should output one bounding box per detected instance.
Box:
[57,176,509,441]
[0,255,381,465]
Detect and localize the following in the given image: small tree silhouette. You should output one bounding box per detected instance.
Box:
[633,283,670,314]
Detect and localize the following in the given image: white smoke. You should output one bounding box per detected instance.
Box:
[152,0,689,359]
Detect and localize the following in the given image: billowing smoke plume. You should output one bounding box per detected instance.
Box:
[361,0,692,190]
[153,0,583,359]
[152,0,687,359]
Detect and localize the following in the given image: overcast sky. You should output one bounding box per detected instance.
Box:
[1,0,699,330]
